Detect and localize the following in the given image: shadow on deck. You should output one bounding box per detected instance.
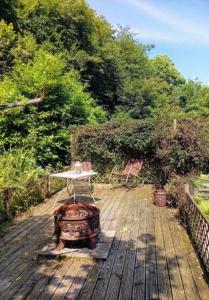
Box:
[0,184,208,300]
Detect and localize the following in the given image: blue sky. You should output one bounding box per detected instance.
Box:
[87,0,209,84]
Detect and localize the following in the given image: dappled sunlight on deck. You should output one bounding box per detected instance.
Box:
[0,184,208,299]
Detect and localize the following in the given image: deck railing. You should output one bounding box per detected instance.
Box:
[184,185,209,275]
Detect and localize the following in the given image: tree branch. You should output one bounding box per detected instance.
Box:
[0,97,43,110]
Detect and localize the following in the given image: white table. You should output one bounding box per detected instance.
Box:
[50,171,97,203]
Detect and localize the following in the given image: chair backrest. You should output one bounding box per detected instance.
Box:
[81,161,92,171]
[129,160,143,176]
[123,161,133,174]
[123,160,143,176]
[71,161,92,172]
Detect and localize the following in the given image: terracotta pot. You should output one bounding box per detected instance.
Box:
[153,188,167,207]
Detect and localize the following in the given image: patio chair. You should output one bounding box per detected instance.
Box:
[109,159,143,186]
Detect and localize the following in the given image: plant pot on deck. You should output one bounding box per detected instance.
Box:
[153,186,167,207]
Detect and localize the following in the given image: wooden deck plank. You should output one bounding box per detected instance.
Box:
[0,184,208,300]
[63,261,92,300]
[32,187,114,300]
[90,190,132,300]
[0,186,108,299]
[0,191,64,248]
[145,195,159,300]
[132,195,147,300]
[0,189,65,250]
[76,190,124,300]
[0,190,65,275]
[160,208,186,300]
[0,185,105,251]
[24,261,62,300]
[37,259,75,300]
[118,191,142,300]
[154,205,172,300]
[7,260,61,300]
[37,186,118,300]
[0,259,60,300]
[176,222,209,300]
[104,192,136,300]
[167,210,201,300]
[42,260,85,300]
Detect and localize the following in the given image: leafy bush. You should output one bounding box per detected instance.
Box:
[167,176,189,208]
[0,148,45,220]
[71,119,155,174]
[0,20,16,78]
[151,117,209,185]
[0,57,106,167]
[71,117,209,185]
[194,195,209,219]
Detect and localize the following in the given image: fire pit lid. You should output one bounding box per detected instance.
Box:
[54,203,99,221]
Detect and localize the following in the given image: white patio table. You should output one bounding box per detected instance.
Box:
[50,170,97,203]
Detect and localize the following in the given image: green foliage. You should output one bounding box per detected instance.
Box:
[13,49,64,97]
[167,176,188,208]
[1,0,209,221]
[0,0,18,25]
[72,117,209,185]
[150,117,209,185]
[12,33,38,63]
[71,119,155,173]
[0,66,105,166]
[0,148,45,219]
[178,80,209,116]
[16,0,112,52]
[83,27,151,114]
[0,20,16,77]
[0,77,26,104]
[0,148,44,190]
[194,195,209,218]
[150,55,185,86]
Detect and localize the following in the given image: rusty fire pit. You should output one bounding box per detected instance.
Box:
[53,203,100,251]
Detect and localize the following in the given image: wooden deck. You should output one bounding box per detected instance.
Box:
[0,184,208,300]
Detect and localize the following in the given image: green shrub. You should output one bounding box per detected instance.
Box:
[0,148,45,220]
[0,55,106,167]
[71,117,209,185]
[71,119,154,174]
[194,195,209,218]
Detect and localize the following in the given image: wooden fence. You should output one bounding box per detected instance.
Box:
[184,185,209,275]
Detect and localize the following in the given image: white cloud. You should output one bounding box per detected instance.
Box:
[119,0,209,43]
[132,27,209,45]
[133,28,185,43]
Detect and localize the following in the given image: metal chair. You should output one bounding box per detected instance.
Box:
[109,160,143,185]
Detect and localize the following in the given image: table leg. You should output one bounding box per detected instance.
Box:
[66,178,71,196]
[73,179,76,203]
[88,177,96,202]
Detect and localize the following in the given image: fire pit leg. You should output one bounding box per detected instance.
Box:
[88,236,96,249]
[55,239,65,251]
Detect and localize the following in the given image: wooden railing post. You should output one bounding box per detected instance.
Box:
[185,183,190,194]
[3,188,12,218]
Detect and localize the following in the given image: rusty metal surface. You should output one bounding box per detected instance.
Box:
[54,203,100,250]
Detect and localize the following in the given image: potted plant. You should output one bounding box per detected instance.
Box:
[151,161,170,207]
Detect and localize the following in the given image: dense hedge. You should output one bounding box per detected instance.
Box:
[71,117,209,183]
[71,119,155,173]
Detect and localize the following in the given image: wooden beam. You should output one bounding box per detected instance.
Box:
[0,97,43,111]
